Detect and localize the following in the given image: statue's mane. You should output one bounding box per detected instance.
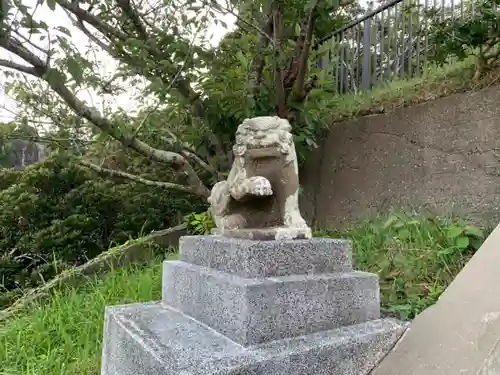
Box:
[233,117,294,157]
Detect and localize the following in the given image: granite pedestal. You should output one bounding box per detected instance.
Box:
[101,236,408,375]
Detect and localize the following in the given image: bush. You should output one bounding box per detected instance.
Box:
[184,211,215,235]
[317,212,488,320]
[428,0,500,79]
[0,154,204,304]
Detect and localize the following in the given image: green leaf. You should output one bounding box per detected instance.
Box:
[455,236,470,249]
[382,214,398,230]
[43,69,67,85]
[446,226,463,239]
[46,0,56,11]
[56,26,71,36]
[294,23,301,37]
[397,228,410,240]
[4,82,14,95]
[392,220,405,229]
[235,51,248,68]
[66,57,84,85]
[470,237,483,250]
[463,225,484,238]
[406,220,421,226]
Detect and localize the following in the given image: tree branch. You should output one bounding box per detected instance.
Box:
[78,160,197,195]
[248,13,274,97]
[0,34,210,199]
[209,0,272,43]
[292,4,318,101]
[62,0,222,161]
[62,0,208,121]
[0,58,38,76]
[73,18,115,54]
[271,1,287,118]
[181,148,222,179]
[116,0,148,39]
[12,30,50,56]
[161,132,221,180]
[56,0,129,42]
[284,1,318,103]
[131,41,191,140]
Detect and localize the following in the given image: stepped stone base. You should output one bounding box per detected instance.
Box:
[101,302,407,375]
[100,236,408,374]
[178,236,352,278]
[163,261,380,346]
[211,227,312,240]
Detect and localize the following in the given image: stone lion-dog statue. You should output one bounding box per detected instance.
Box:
[208,116,311,240]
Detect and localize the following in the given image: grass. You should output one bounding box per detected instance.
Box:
[318,212,490,319]
[0,254,175,375]
[0,213,490,374]
[323,57,500,124]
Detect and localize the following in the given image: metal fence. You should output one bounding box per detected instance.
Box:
[316,0,470,94]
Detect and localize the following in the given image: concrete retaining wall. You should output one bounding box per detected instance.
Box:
[301,85,500,229]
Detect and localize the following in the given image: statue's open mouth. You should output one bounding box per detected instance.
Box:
[245,146,282,159]
[247,142,280,149]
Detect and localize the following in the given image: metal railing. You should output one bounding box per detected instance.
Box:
[316,0,470,94]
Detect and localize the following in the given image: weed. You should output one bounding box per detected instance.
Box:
[0,253,176,375]
[184,211,215,235]
[323,58,500,124]
[316,212,488,320]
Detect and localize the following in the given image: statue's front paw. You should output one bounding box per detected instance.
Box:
[248,176,273,196]
[284,214,308,228]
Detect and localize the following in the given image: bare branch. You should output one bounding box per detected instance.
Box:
[161,132,221,179]
[292,3,318,101]
[56,0,129,42]
[209,0,272,43]
[78,160,198,195]
[12,30,50,56]
[182,148,222,179]
[0,37,45,68]
[249,13,274,96]
[271,1,287,117]
[116,0,148,39]
[0,58,38,76]
[73,18,115,54]
[285,1,318,98]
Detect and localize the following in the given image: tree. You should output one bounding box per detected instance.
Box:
[427,0,500,79]
[0,0,353,202]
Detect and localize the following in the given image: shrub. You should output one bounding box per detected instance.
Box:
[0,154,204,305]
[184,211,215,235]
[317,212,488,320]
[428,0,500,79]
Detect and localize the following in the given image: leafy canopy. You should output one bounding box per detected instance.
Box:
[0,0,359,200]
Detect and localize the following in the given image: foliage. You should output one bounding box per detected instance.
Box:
[0,0,362,202]
[0,255,172,375]
[0,154,203,306]
[184,210,215,235]
[427,0,500,79]
[317,212,488,320]
[0,213,488,374]
[323,56,500,124]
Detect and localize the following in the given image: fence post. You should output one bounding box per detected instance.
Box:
[362,6,373,89]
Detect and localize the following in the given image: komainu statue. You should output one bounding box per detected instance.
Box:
[208,116,312,240]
